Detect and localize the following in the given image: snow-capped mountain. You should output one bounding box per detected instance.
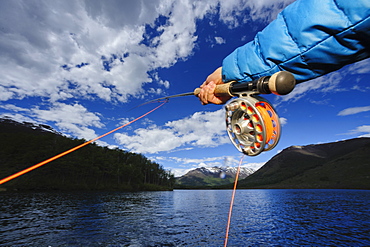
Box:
[175,166,255,188]
[189,166,254,178]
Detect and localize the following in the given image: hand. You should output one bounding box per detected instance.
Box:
[198,67,232,105]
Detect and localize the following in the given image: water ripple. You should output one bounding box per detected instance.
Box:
[1,189,369,246]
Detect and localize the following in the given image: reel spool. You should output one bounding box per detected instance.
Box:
[225,95,280,156]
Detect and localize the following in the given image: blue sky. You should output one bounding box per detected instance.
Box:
[1,0,369,177]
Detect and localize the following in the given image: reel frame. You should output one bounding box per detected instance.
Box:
[225,93,280,156]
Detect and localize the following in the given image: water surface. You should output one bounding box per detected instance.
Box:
[1,189,369,246]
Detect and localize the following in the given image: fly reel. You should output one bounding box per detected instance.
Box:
[221,71,296,156]
[225,95,280,156]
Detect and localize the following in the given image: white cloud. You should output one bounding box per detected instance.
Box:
[0,0,300,148]
[115,127,183,153]
[165,109,228,146]
[218,0,294,28]
[351,85,370,92]
[338,106,370,116]
[244,162,265,171]
[1,102,105,141]
[346,58,370,74]
[0,113,35,124]
[349,125,370,138]
[215,36,226,45]
[279,117,287,126]
[32,103,104,139]
[0,104,30,112]
[114,109,229,153]
[277,58,370,104]
[33,103,103,127]
[170,168,193,177]
[0,0,295,104]
[0,86,15,101]
[0,0,167,103]
[278,70,343,103]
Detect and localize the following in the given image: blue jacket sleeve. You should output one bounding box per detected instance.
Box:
[222,0,370,84]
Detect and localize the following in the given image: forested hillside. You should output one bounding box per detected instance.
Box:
[238,137,370,189]
[0,118,175,191]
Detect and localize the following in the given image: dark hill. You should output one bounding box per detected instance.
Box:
[238,137,370,189]
[0,118,175,191]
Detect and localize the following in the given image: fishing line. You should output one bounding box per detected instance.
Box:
[224,154,245,247]
[1,72,296,244]
[0,101,167,185]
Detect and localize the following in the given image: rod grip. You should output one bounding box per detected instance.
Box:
[193,82,233,96]
[193,71,295,97]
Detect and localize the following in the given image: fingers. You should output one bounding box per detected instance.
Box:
[198,81,231,105]
[199,81,215,105]
[198,67,231,105]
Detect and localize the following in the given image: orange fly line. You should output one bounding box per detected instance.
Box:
[224,154,245,247]
[0,101,167,185]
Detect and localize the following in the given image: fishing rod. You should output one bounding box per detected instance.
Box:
[0,71,295,184]
[140,71,295,104]
[146,71,296,156]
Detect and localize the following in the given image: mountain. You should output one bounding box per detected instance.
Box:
[238,137,370,189]
[0,117,62,135]
[175,166,254,188]
[0,117,175,191]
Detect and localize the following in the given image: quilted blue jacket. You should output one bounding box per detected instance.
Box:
[222,0,370,84]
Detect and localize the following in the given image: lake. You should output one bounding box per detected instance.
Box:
[1,189,369,246]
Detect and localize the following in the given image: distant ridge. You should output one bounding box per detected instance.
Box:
[175,166,254,188]
[238,137,370,189]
